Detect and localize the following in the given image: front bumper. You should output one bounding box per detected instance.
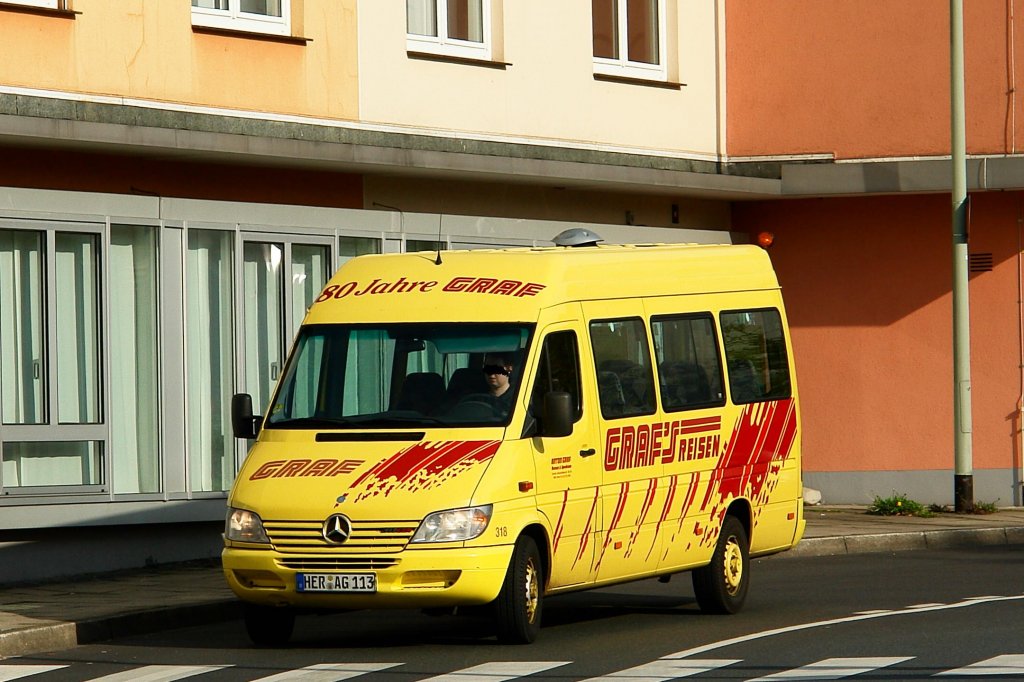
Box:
[222,544,514,610]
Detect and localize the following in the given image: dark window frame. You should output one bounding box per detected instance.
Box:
[719,307,793,406]
[588,316,657,420]
[650,312,727,413]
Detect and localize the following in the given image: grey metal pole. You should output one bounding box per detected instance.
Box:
[950,0,974,512]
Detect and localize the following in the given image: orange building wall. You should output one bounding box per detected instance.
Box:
[726,1,1022,159]
[0,1,359,120]
[733,194,1022,479]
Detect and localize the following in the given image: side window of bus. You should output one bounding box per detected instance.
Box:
[589,318,656,419]
[720,308,792,404]
[530,331,583,421]
[651,314,726,411]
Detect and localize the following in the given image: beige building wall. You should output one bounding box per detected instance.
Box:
[357,0,721,156]
[0,0,359,120]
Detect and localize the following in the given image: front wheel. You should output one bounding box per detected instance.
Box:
[494,535,544,643]
[692,514,750,614]
[243,603,295,647]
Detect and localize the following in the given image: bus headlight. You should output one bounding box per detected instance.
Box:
[225,507,270,544]
[411,505,492,543]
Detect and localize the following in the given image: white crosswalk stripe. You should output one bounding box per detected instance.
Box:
[9,654,1024,680]
[0,666,67,681]
[750,657,913,680]
[937,655,1024,676]
[251,663,403,681]
[580,658,741,680]
[83,665,231,681]
[419,661,571,682]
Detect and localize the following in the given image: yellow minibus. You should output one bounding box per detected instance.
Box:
[223,229,803,645]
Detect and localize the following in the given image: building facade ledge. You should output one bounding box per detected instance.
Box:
[0,91,783,198]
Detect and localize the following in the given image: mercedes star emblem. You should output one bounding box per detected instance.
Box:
[322,513,353,545]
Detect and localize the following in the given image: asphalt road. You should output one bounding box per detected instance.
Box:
[7,545,1024,681]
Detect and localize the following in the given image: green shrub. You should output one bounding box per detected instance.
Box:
[867,492,935,517]
[972,499,999,514]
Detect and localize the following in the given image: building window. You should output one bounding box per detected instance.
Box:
[3,441,102,487]
[0,226,106,491]
[110,225,160,494]
[407,0,491,60]
[592,0,666,81]
[191,0,290,37]
[1,0,61,9]
[55,232,101,425]
[0,229,44,426]
[186,229,235,493]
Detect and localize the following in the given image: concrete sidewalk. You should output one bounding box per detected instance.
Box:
[1,506,1023,659]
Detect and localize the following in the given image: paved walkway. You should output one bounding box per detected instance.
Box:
[1,506,1022,659]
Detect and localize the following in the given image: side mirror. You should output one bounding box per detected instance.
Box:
[231,393,262,440]
[541,391,574,438]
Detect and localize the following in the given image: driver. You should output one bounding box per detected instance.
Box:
[481,352,516,416]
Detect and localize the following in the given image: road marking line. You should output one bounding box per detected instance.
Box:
[420,661,571,682]
[749,656,913,680]
[662,594,1024,660]
[580,658,740,680]
[937,654,1024,676]
[84,664,231,681]
[251,662,402,681]
[0,666,67,681]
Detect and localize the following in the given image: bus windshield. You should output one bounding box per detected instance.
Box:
[265,323,533,429]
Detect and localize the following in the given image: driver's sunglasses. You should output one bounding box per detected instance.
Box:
[482,364,509,376]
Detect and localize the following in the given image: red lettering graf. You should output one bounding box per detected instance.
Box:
[604,416,722,471]
[314,276,546,303]
[249,458,364,480]
[442,277,545,297]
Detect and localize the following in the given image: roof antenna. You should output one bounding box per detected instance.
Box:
[434,214,444,265]
[552,228,603,247]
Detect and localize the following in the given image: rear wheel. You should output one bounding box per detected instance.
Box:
[243,603,295,647]
[494,535,543,643]
[692,514,749,614]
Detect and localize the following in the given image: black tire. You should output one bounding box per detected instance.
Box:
[243,603,295,647]
[692,514,750,614]
[494,535,544,644]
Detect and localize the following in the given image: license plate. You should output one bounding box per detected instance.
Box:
[297,572,377,593]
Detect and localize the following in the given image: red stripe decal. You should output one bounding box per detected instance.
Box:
[573,487,600,569]
[700,398,798,528]
[552,489,569,552]
[648,474,678,561]
[595,481,630,572]
[351,440,500,502]
[626,478,658,558]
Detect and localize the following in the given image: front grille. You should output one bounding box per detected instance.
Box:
[264,518,419,554]
[278,556,400,571]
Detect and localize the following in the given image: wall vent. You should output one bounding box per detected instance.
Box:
[969,252,993,273]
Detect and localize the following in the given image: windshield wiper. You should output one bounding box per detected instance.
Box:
[356,415,455,428]
[266,416,360,429]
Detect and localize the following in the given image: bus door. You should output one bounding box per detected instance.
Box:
[528,320,600,589]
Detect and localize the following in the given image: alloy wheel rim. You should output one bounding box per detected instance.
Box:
[524,556,539,622]
[723,535,744,596]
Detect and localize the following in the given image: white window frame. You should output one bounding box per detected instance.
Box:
[593,0,668,82]
[2,0,61,9]
[406,0,492,61]
[191,0,291,37]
